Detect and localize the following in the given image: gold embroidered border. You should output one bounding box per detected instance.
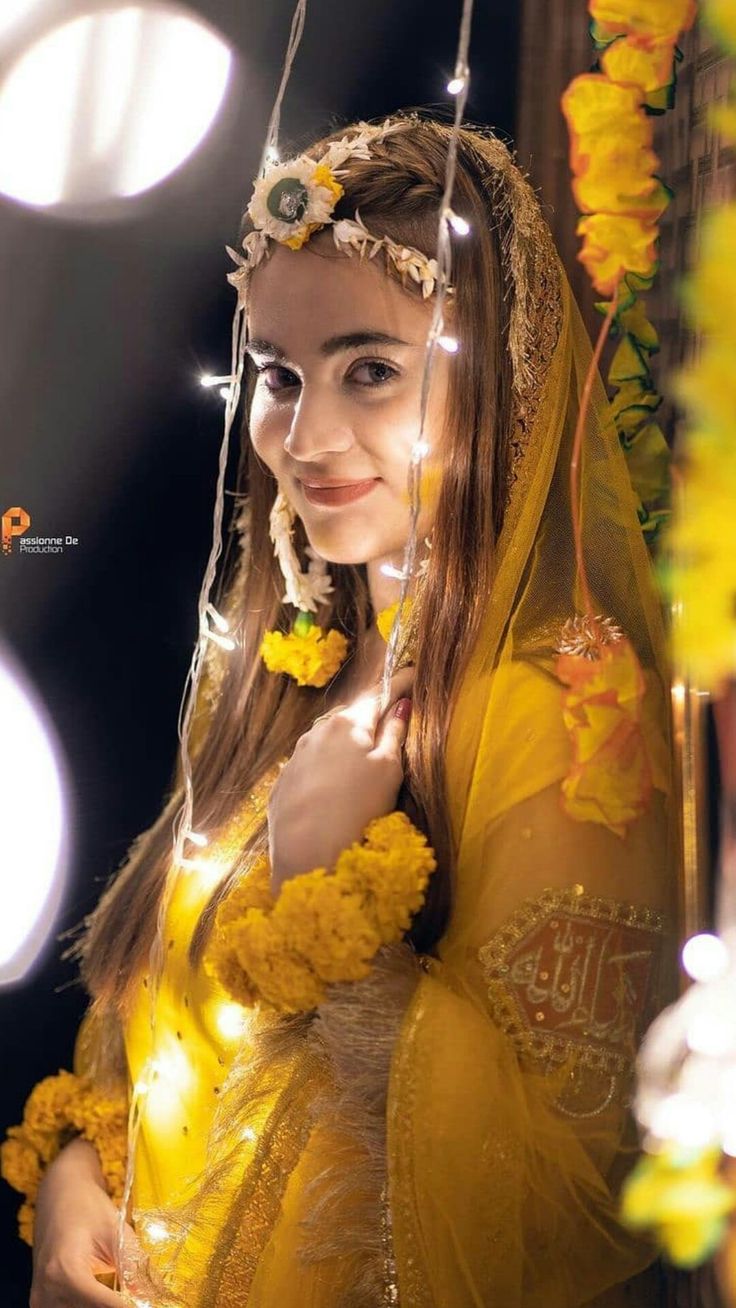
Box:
[478,885,664,1079]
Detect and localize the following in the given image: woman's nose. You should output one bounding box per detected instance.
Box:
[283,386,354,461]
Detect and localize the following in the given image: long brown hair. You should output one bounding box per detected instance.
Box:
[71,113,516,1017]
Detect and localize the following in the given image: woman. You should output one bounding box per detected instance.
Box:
[7,113,678,1308]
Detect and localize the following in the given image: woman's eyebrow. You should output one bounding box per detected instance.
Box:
[245,330,412,360]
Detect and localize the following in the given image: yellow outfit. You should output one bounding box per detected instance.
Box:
[14,153,680,1305]
[100,651,674,1308]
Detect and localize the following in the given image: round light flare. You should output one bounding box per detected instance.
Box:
[682,933,730,983]
[648,1093,717,1151]
[143,1042,193,1127]
[0,5,232,209]
[215,1000,247,1041]
[0,646,69,984]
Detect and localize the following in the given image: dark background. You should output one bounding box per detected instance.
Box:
[0,0,518,1298]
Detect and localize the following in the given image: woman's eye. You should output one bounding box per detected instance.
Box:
[349,359,399,387]
[257,364,300,393]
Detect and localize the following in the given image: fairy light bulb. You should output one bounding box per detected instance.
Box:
[447,63,469,95]
[446,208,470,236]
[205,603,230,633]
[200,372,236,388]
[380,562,409,580]
[141,1218,171,1243]
[437,334,459,353]
[186,830,208,848]
[216,1001,247,1039]
[203,630,236,651]
[412,440,431,462]
[265,145,279,164]
[682,933,729,983]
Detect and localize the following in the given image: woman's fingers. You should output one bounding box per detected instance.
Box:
[34,1260,124,1308]
[373,694,412,762]
[340,667,415,740]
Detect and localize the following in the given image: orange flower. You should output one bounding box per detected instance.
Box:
[556,635,653,836]
[563,75,648,162]
[576,213,659,296]
[589,0,697,43]
[601,36,677,95]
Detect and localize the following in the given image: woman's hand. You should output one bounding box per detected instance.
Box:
[268,667,415,890]
[30,1138,161,1308]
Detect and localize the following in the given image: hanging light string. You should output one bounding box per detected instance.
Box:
[380,0,475,711]
[113,5,310,1301]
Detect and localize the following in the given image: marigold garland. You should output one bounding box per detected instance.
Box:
[204,811,436,1014]
[561,0,696,550]
[1,1069,128,1246]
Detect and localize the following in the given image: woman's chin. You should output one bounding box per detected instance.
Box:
[303,524,387,568]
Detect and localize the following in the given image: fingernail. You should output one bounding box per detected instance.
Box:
[394,697,412,722]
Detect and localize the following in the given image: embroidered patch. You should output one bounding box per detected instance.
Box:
[478,885,664,1080]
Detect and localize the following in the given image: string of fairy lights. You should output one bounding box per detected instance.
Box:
[112,0,476,1301]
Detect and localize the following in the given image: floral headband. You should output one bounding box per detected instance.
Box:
[225,119,444,305]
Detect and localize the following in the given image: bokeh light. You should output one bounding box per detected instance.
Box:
[0,4,232,209]
[0,642,69,984]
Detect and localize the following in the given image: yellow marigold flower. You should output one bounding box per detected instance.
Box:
[204,811,437,1013]
[260,626,348,688]
[576,213,659,296]
[621,1145,736,1268]
[563,74,645,142]
[574,162,668,221]
[276,871,381,982]
[601,35,677,95]
[207,942,260,1008]
[233,909,325,1013]
[589,0,697,43]
[376,598,413,643]
[215,854,275,927]
[1,1132,43,1200]
[2,1070,128,1248]
[18,1201,35,1246]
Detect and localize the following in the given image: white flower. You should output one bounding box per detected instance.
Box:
[247,156,342,249]
[268,492,334,612]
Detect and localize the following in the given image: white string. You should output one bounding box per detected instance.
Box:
[380,0,475,710]
[114,2,310,1296]
[259,0,308,176]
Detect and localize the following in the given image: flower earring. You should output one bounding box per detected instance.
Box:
[259,490,349,688]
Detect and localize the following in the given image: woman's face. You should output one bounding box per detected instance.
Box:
[246,233,450,567]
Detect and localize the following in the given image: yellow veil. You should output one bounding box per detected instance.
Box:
[75,133,678,1308]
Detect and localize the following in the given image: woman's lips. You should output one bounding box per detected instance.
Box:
[299,478,380,507]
